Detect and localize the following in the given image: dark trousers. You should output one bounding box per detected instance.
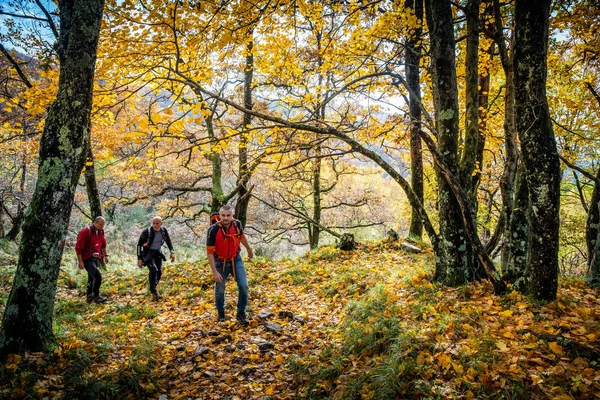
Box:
[84,257,102,297]
[146,252,163,293]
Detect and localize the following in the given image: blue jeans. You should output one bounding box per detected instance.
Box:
[215,255,249,313]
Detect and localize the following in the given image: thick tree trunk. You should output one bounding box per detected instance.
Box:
[405,0,424,240]
[84,141,102,218]
[235,35,253,225]
[514,0,560,301]
[586,167,600,287]
[426,0,474,286]
[0,0,105,356]
[504,162,529,283]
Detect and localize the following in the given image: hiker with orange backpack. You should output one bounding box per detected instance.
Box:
[206,205,254,324]
[75,216,109,304]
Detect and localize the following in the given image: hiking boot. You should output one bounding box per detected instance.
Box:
[94,295,108,303]
[217,311,226,322]
[236,312,249,325]
[151,290,162,301]
[86,295,95,303]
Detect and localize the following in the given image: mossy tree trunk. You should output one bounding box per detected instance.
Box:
[514,0,560,301]
[4,160,27,241]
[405,0,424,241]
[0,0,105,356]
[425,0,475,286]
[586,167,600,287]
[504,162,529,283]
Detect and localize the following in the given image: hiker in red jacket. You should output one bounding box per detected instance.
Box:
[75,216,109,303]
[206,205,254,324]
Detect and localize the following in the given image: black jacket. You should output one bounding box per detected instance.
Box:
[137,226,174,261]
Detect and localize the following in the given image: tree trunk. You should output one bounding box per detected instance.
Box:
[310,146,322,250]
[205,114,225,212]
[474,33,492,194]
[494,0,519,270]
[84,141,102,218]
[425,0,474,286]
[0,198,4,238]
[504,162,529,283]
[235,34,253,225]
[0,0,105,356]
[5,160,27,241]
[459,0,481,201]
[514,0,560,301]
[586,167,600,287]
[405,0,424,240]
[461,0,484,281]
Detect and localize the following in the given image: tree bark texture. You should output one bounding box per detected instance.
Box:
[425,0,474,286]
[84,141,102,219]
[586,167,600,287]
[235,35,253,225]
[459,0,481,202]
[504,162,529,283]
[0,0,105,356]
[494,0,519,270]
[405,0,424,240]
[4,161,27,241]
[514,0,560,301]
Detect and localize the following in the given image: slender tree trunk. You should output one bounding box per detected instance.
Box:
[5,161,27,241]
[474,43,492,194]
[406,0,424,240]
[310,146,322,250]
[460,0,484,280]
[0,0,105,356]
[504,162,529,283]
[493,0,519,270]
[586,167,600,286]
[0,198,4,238]
[235,34,253,225]
[84,141,102,218]
[426,0,474,286]
[459,0,481,200]
[207,116,224,212]
[514,0,560,301]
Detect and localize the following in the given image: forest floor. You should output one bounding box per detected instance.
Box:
[1,240,600,399]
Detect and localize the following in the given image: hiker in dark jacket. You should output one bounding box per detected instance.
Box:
[76,216,109,304]
[206,205,253,324]
[137,216,175,300]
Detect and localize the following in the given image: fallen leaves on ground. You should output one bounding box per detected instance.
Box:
[1,241,599,399]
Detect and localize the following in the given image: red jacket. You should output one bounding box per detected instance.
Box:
[206,220,244,260]
[75,225,107,260]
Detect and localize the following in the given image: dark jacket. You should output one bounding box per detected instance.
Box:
[137,226,174,262]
